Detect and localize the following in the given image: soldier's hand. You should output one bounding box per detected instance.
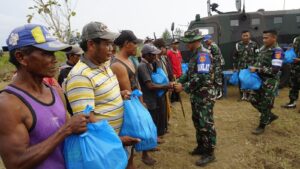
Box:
[174,83,183,93]
[250,68,256,72]
[293,58,300,63]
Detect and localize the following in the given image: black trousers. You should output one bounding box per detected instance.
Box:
[149,95,167,137]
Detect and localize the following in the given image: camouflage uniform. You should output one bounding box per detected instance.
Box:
[207,42,224,95]
[233,40,259,98]
[179,45,216,155]
[288,35,300,102]
[233,40,259,70]
[249,44,283,125]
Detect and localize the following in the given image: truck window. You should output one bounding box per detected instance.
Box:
[230,20,239,26]
[274,17,283,24]
[297,16,300,23]
[197,27,214,35]
[251,18,260,25]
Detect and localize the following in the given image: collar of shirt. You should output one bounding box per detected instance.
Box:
[141,58,153,70]
[80,55,110,69]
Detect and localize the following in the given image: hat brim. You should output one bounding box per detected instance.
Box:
[151,48,161,55]
[33,40,71,52]
[133,39,143,44]
[180,35,204,43]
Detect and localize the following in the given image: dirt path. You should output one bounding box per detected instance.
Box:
[0,86,299,169]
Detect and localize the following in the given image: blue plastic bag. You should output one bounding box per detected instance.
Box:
[64,105,128,169]
[229,71,239,85]
[283,48,296,64]
[151,67,169,97]
[181,63,188,74]
[119,90,158,152]
[239,69,262,90]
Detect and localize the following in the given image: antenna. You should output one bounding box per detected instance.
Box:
[207,0,212,16]
[236,0,242,12]
[283,0,286,10]
[242,0,245,13]
[171,22,175,39]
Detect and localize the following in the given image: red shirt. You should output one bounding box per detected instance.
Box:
[167,49,182,78]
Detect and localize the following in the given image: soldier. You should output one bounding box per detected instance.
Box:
[233,30,259,101]
[249,30,282,135]
[203,34,225,99]
[282,34,300,109]
[177,29,216,166]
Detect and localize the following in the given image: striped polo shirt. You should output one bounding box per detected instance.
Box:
[65,56,124,132]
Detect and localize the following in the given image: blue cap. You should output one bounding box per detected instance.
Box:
[203,34,212,42]
[6,24,71,52]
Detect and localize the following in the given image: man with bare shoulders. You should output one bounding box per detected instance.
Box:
[0,24,88,169]
[111,30,156,167]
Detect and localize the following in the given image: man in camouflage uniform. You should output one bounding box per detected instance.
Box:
[177,29,216,166]
[203,34,225,99]
[282,35,300,109]
[249,30,282,135]
[233,30,259,101]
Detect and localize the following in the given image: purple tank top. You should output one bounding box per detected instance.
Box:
[5,85,66,169]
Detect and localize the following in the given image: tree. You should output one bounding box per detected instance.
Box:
[174,28,183,38]
[161,29,172,42]
[27,0,78,43]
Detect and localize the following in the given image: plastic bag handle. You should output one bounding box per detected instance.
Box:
[131,89,143,99]
[80,105,93,137]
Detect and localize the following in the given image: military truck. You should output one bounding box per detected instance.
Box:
[180,0,300,70]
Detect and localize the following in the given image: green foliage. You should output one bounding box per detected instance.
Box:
[55,51,67,63]
[0,53,16,77]
[27,0,78,43]
[162,29,172,42]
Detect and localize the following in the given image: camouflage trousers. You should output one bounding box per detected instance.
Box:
[214,64,223,93]
[249,77,279,125]
[190,91,216,154]
[289,65,300,102]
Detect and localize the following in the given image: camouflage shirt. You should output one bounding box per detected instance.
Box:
[233,40,259,70]
[207,42,225,66]
[254,43,284,79]
[179,45,214,94]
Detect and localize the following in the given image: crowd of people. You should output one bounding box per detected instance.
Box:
[0,20,299,169]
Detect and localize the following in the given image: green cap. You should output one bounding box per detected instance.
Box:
[180,29,203,43]
[81,22,119,41]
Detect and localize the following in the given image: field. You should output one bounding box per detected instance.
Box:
[0,53,299,168]
[132,88,300,169]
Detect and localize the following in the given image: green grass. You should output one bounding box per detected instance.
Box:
[0,52,16,77]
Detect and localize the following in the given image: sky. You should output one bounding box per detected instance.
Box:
[0,0,299,46]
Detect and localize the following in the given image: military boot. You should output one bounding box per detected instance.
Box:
[268,114,279,125]
[281,101,296,109]
[189,147,205,156]
[195,153,216,166]
[252,123,266,135]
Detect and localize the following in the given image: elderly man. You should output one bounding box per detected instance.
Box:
[0,24,88,169]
